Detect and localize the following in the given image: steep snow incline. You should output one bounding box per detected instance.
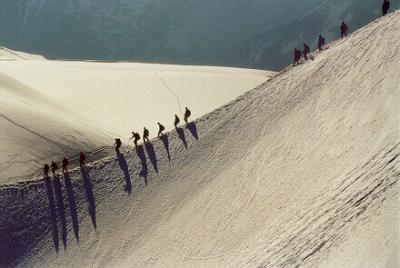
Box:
[0,49,274,182]
[0,46,45,60]
[0,60,274,136]
[1,11,399,268]
[0,72,113,182]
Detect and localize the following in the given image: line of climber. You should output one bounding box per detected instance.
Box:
[43,152,86,177]
[116,107,191,153]
[43,107,192,175]
[293,0,391,66]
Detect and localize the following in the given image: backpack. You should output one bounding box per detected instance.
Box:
[159,124,165,131]
[134,133,140,139]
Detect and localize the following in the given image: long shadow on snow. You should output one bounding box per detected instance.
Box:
[44,176,59,252]
[136,145,148,186]
[80,167,97,229]
[63,172,80,241]
[159,134,171,161]
[187,122,199,140]
[53,174,67,249]
[175,127,187,149]
[117,152,132,195]
[145,142,158,173]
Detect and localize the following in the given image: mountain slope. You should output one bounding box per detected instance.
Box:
[0,59,274,137]
[1,10,399,268]
[0,71,113,182]
[0,53,273,182]
[0,0,398,70]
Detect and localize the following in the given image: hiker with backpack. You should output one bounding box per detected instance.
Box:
[157,122,165,137]
[174,114,180,128]
[318,35,325,51]
[79,152,86,168]
[382,0,390,16]
[340,22,348,38]
[293,48,301,66]
[115,138,122,153]
[130,131,141,147]
[51,162,58,176]
[303,43,310,60]
[143,127,150,143]
[62,157,69,173]
[184,107,191,125]
[44,164,50,177]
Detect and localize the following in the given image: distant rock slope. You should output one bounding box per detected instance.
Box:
[0,0,398,70]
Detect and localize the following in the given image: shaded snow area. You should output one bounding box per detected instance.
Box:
[1,11,399,268]
[0,53,273,182]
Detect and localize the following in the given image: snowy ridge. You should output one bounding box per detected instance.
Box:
[0,11,399,268]
[0,53,273,182]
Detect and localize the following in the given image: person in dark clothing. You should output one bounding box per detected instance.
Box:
[44,164,50,177]
[130,131,141,147]
[340,22,348,38]
[143,127,150,143]
[115,138,122,153]
[293,48,301,66]
[62,157,69,173]
[51,162,58,176]
[79,152,86,168]
[303,43,310,60]
[157,122,165,137]
[184,107,191,124]
[318,35,326,51]
[382,0,390,16]
[174,114,180,128]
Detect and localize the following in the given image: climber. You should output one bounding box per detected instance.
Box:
[293,48,301,66]
[157,122,165,137]
[184,107,191,124]
[130,131,141,147]
[174,114,180,128]
[318,35,325,51]
[62,157,69,173]
[44,164,50,177]
[115,138,122,153]
[51,161,58,176]
[303,43,310,60]
[382,0,390,16]
[340,22,348,38]
[143,127,150,143]
[79,152,86,168]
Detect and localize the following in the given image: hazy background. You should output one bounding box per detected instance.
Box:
[0,0,398,70]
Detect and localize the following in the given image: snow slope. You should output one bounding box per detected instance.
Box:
[1,10,399,268]
[0,60,273,137]
[0,71,113,182]
[0,52,273,182]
